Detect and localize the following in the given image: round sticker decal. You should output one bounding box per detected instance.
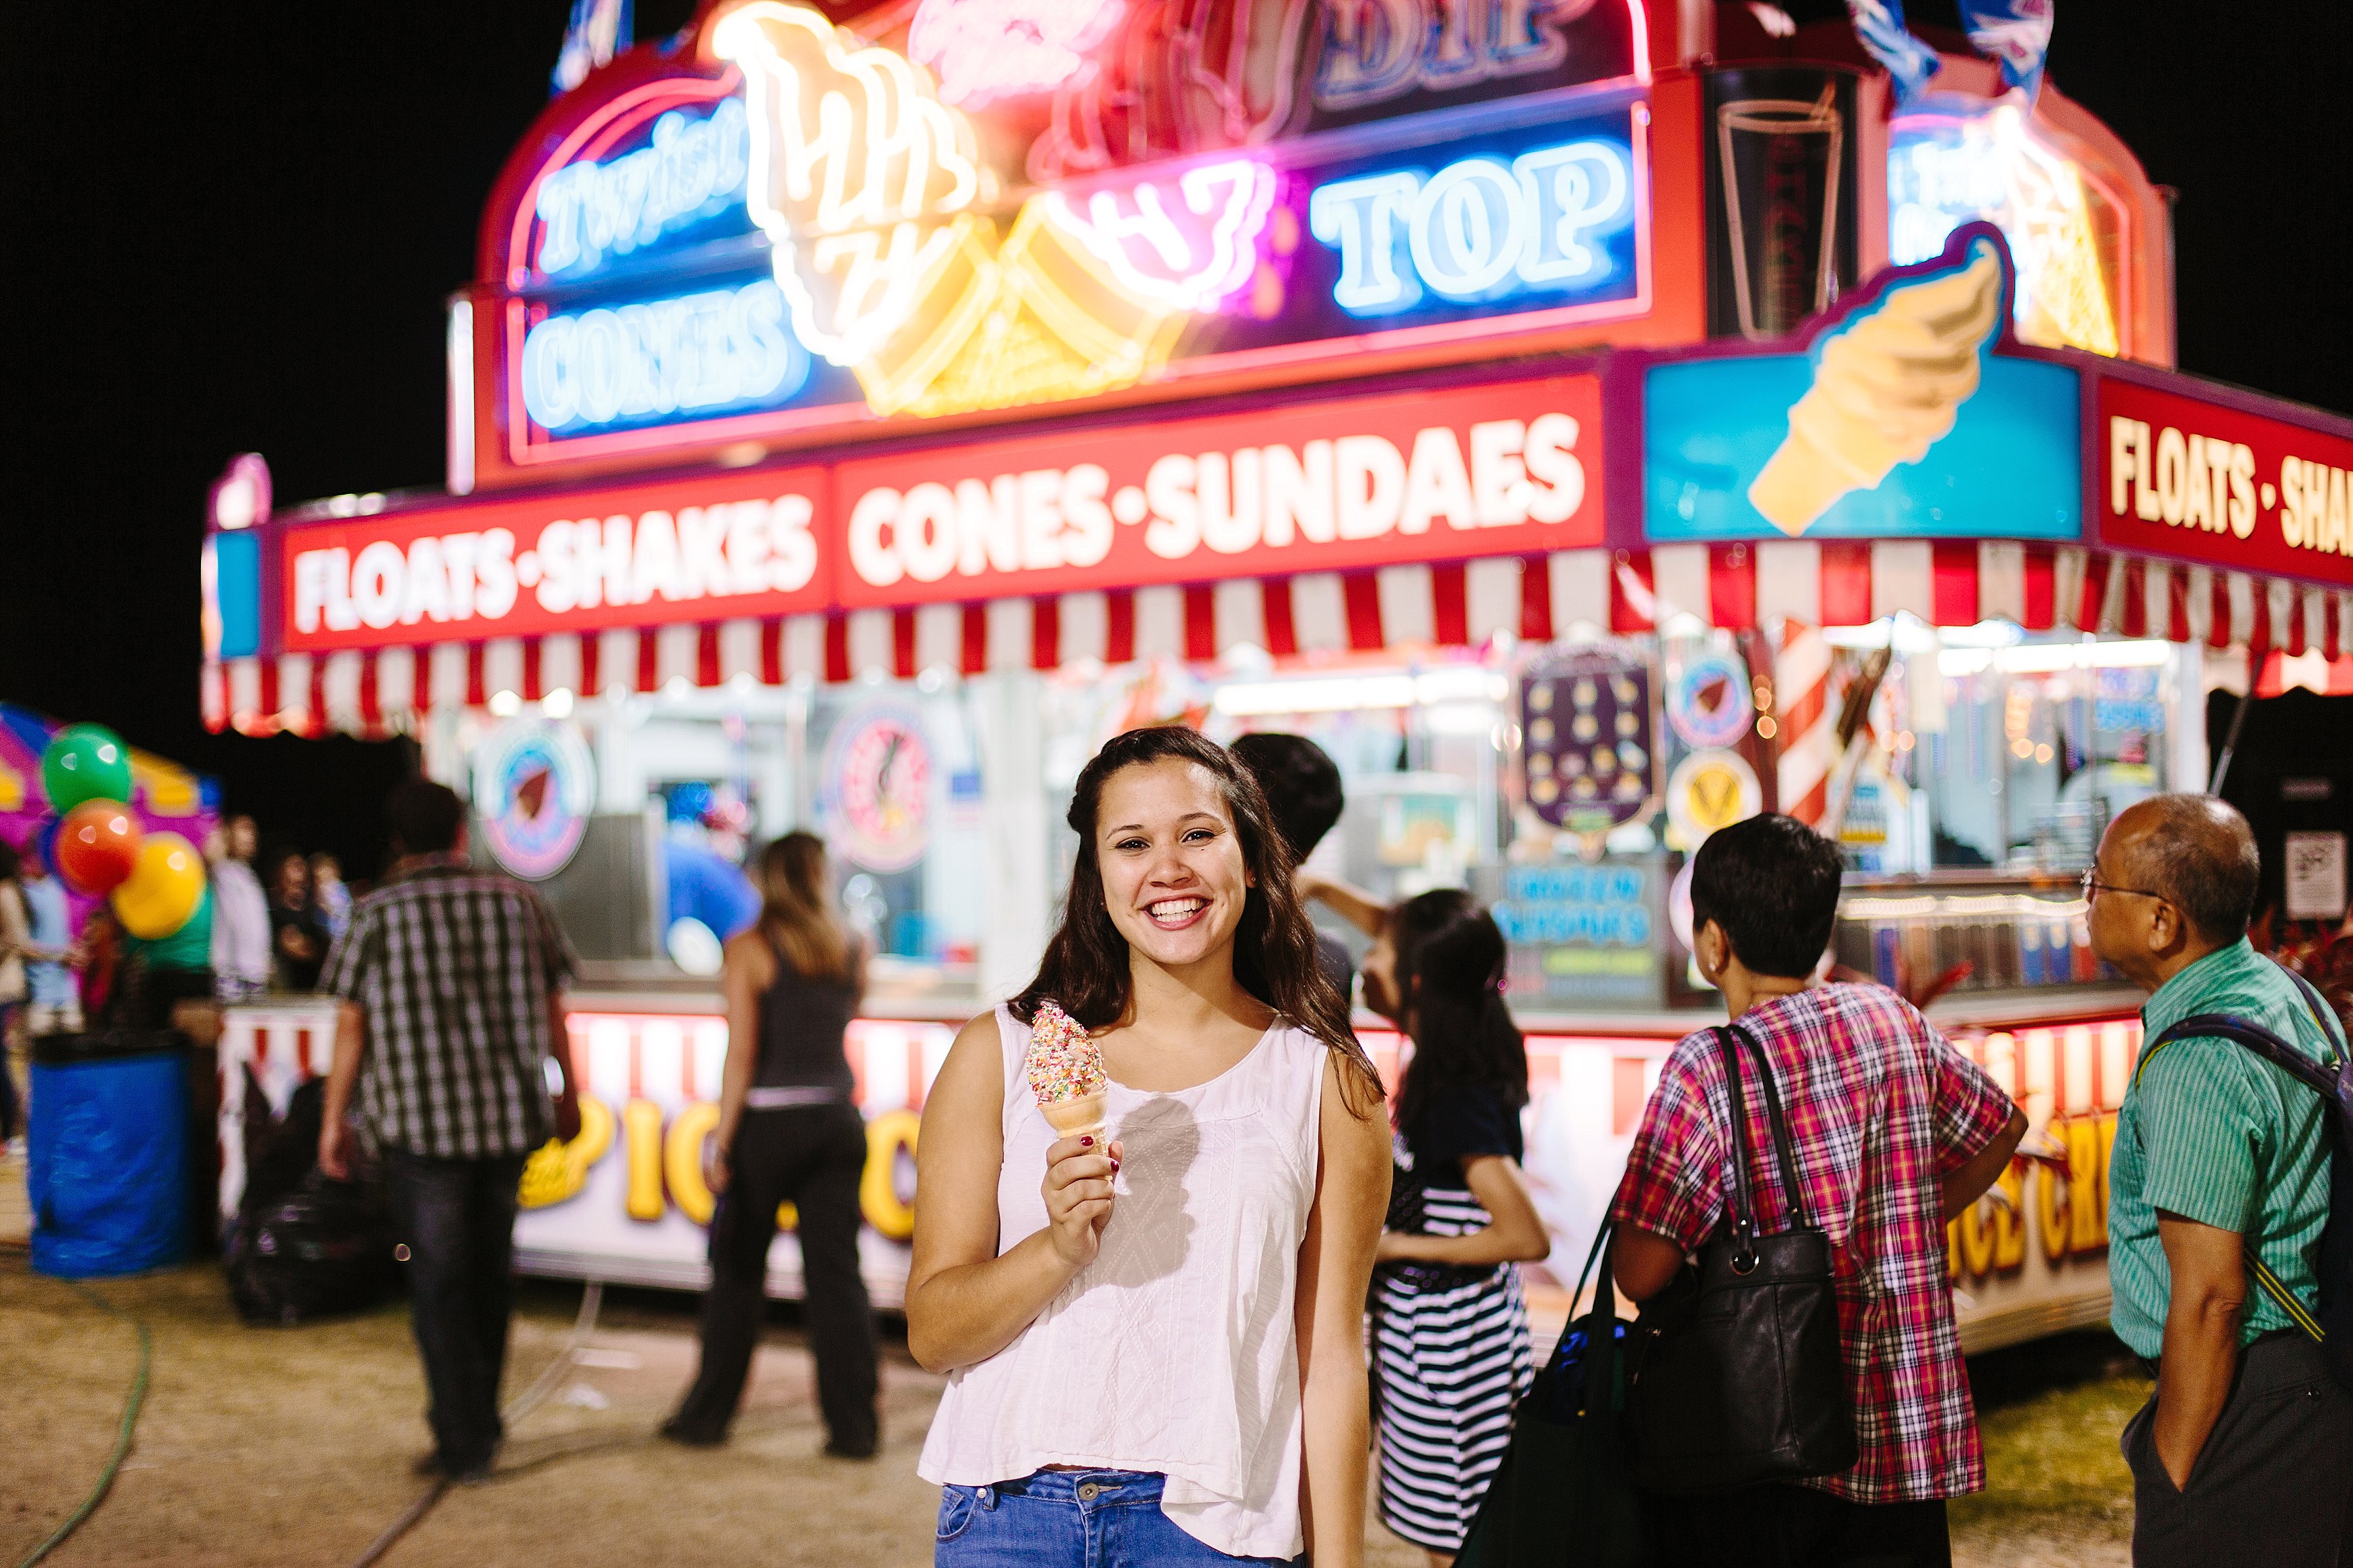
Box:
[1667,652,1756,751]
[1666,748,1762,848]
[824,705,931,873]
[474,720,596,880]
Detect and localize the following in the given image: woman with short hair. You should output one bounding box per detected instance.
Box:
[910,726,1392,1567]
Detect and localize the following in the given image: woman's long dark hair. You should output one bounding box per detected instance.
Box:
[1012,726,1382,1116]
[1389,890,1528,1136]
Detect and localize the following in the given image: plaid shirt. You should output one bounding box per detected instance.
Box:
[1610,984,2015,1503]
[320,855,577,1160]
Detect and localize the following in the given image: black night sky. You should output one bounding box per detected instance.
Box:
[2,0,2345,878]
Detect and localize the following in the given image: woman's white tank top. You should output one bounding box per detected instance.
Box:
[916,1004,1328,1559]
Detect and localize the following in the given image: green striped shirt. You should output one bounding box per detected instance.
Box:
[2108,938,2340,1358]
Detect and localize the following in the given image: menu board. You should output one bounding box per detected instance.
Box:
[1520,646,1661,838]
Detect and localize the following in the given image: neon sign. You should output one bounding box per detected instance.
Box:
[714,1,998,412]
[907,0,1127,109]
[471,1,1657,485]
[1311,136,1632,314]
[533,99,752,278]
[1888,103,2120,358]
[520,278,807,433]
[1315,0,1611,110]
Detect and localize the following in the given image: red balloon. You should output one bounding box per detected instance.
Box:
[58,800,143,895]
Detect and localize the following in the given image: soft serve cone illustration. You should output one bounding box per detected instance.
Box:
[1026,998,1108,1141]
[1748,237,2007,536]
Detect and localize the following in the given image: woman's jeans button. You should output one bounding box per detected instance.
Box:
[1076,1482,1102,1501]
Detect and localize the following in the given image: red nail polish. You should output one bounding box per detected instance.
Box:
[1080,1136,1093,1147]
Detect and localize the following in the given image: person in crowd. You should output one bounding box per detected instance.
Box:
[77,905,123,1028]
[0,841,29,1154]
[208,815,272,999]
[119,864,217,1042]
[311,852,352,942]
[1364,891,1548,1567]
[266,848,329,993]
[1610,813,2026,1567]
[19,848,80,1037]
[1230,733,1353,998]
[317,779,582,1484]
[2089,795,2353,1564]
[664,831,879,1457]
[908,727,1391,1568]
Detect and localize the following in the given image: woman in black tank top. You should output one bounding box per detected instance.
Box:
[663,833,879,1456]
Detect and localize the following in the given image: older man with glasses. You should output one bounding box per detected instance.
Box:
[2089,793,2353,1567]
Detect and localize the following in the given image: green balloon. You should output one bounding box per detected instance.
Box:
[42,724,134,813]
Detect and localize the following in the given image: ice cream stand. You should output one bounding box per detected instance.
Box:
[198,1,2353,1346]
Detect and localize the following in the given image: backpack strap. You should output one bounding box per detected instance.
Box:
[2133,973,2347,1347]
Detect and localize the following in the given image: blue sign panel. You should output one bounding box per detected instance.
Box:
[1644,234,2081,543]
[1494,861,1662,1008]
[1296,106,1642,333]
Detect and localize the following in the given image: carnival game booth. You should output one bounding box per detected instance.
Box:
[197,0,2353,1345]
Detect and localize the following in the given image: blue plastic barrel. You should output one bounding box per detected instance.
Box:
[28,1040,190,1278]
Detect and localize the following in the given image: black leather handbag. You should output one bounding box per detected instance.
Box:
[1453,1223,1643,1568]
[1626,1023,1856,1494]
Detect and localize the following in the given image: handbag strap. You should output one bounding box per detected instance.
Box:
[1714,1023,1814,1274]
[1713,1026,1759,1266]
[1728,1021,1814,1233]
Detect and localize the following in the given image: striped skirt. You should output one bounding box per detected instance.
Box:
[1371,1261,1535,1553]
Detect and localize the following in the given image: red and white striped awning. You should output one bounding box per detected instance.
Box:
[204,540,2353,737]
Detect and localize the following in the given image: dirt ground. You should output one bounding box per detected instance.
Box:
[2,1140,2136,1568]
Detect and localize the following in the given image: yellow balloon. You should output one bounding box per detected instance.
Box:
[111,831,205,939]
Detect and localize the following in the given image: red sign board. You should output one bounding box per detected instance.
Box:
[278,373,1605,650]
[833,375,1606,608]
[282,468,829,653]
[2095,376,2353,588]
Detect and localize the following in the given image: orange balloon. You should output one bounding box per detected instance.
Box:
[57,799,143,895]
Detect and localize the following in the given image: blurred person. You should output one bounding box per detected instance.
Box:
[19,849,80,1037]
[1366,891,1547,1566]
[266,848,328,992]
[208,815,271,999]
[1610,814,2026,1568]
[2089,796,2353,1565]
[311,853,352,942]
[77,905,123,1026]
[317,778,582,1483]
[0,841,28,1152]
[1229,732,1353,999]
[663,832,879,1456]
[909,727,1390,1568]
[120,867,218,1044]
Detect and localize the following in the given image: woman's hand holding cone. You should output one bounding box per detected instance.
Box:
[1042,1134,1123,1270]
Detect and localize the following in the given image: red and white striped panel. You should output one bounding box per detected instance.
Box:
[216,1001,343,1225]
[202,545,2353,736]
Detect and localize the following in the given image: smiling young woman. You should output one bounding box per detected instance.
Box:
[907,726,1392,1568]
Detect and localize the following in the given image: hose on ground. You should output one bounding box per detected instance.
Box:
[13,1279,153,1568]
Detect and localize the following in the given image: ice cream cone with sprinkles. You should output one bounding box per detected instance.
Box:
[1026,999,1108,1142]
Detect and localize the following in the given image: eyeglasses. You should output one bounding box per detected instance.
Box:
[2080,869,2167,904]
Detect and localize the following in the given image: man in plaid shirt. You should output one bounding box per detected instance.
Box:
[1611,814,2026,1566]
[317,779,581,1482]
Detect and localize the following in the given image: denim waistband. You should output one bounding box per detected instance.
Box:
[986,1470,1164,1504]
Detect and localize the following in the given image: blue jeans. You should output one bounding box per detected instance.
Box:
[935,1471,1300,1567]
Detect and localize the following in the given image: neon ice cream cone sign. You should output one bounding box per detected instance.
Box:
[712,1,1277,419]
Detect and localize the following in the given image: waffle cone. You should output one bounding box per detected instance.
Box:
[1038,1091,1107,1143]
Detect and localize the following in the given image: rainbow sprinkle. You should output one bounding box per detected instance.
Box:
[1026,1000,1106,1103]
